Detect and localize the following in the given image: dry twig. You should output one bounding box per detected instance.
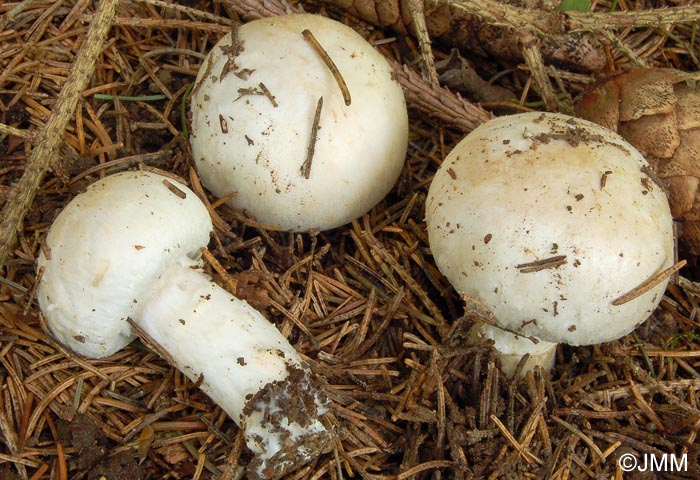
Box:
[0,0,120,270]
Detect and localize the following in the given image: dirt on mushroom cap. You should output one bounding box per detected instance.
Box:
[189,14,408,232]
[426,112,674,346]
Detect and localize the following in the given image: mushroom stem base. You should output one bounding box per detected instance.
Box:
[470,320,557,378]
[243,365,333,479]
[134,261,332,478]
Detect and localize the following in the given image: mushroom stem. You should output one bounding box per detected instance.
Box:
[470,320,557,378]
[37,171,333,478]
[134,260,331,478]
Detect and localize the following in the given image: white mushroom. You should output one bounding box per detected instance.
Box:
[426,112,675,376]
[189,14,408,232]
[37,171,331,479]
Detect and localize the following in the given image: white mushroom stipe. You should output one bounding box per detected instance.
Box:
[37,171,331,479]
[426,112,674,374]
[469,321,556,378]
[190,14,409,232]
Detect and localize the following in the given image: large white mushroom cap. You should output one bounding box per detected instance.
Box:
[426,112,674,346]
[37,171,212,357]
[190,14,408,232]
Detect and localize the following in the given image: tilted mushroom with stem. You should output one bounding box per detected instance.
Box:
[37,171,332,479]
[426,112,678,377]
[189,14,409,232]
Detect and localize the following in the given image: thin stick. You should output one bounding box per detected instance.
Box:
[395,460,453,479]
[301,96,324,179]
[0,0,120,271]
[135,0,235,25]
[258,82,278,107]
[515,255,567,273]
[162,178,187,199]
[519,32,560,113]
[302,29,352,106]
[200,247,238,294]
[0,0,35,31]
[405,0,439,87]
[392,62,491,132]
[111,17,231,33]
[550,415,607,463]
[490,414,543,465]
[127,318,177,366]
[0,123,36,141]
[612,260,686,306]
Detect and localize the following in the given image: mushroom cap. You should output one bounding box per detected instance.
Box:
[426,112,674,346]
[190,14,408,232]
[37,171,212,358]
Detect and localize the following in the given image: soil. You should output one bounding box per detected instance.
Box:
[56,414,144,480]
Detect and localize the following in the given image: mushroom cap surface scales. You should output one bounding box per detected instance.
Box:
[426,112,674,346]
[38,171,212,357]
[190,14,408,232]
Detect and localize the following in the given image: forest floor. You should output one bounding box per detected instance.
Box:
[0,0,699,479]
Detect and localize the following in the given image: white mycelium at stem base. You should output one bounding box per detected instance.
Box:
[189,14,409,232]
[426,112,675,376]
[37,171,331,479]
